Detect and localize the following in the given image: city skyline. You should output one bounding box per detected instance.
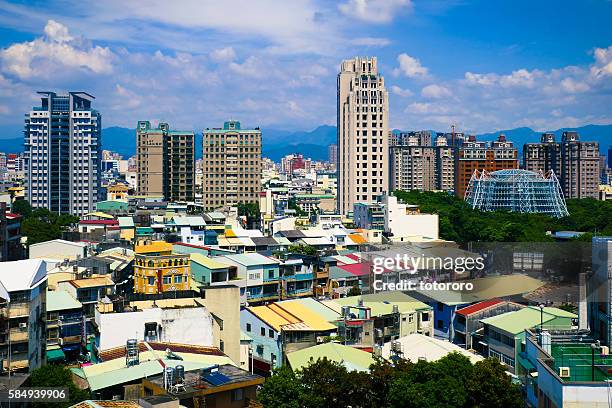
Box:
[0,1,611,138]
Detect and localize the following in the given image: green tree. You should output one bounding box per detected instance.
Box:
[467,358,523,408]
[288,244,317,256]
[347,283,361,296]
[11,199,32,218]
[258,366,304,408]
[237,202,260,229]
[21,208,79,246]
[25,364,90,407]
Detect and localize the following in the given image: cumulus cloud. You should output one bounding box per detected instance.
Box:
[0,20,114,79]
[210,47,237,63]
[591,46,612,78]
[351,37,391,47]
[390,85,413,97]
[338,0,412,23]
[393,53,428,78]
[421,84,451,99]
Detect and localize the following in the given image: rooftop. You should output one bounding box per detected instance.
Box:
[456,299,504,316]
[287,343,375,372]
[47,290,81,312]
[0,259,47,295]
[382,333,483,364]
[324,292,431,316]
[481,306,576,335]
[190,253,230,270]
[68,276,115,289]
[221,253,279,267]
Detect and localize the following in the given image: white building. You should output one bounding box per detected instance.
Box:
[95,298,214,351]
[24,92,102,216]
[337,57,389,215]
[382,194,439,241]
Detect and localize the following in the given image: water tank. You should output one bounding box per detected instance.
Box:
[164,367,175,389]
[392,304,399,314]
[175,365,185,382]
[341,306,351,318]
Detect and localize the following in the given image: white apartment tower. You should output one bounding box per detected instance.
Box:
[24,92,102,216]
[337,57,389,215]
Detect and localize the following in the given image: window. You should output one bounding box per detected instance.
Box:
[437,302,444,312]
[220,340,224,352]
[269,329,274,338]
[437,320,444,329]
[232,389,244,402]
[174,275,183,284]
[147,277,155,286]
[246,323,251,332]
[163,276,171,285]
[261,327,266,336]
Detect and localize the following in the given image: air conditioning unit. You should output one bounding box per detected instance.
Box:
[18,323,27,330]
[316,336,325,344]
[559,367,570,378]
[58,338,64,346]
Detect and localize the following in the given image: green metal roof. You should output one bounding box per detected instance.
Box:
[190,253,230,270]
[96,200,128,210]
[47,290,82,312]
[287,343,375,372]
[46,348,66,362]
[328,292,431,315]
[222,253,279,267]
[118,217,135,228]
[481,306,576,335]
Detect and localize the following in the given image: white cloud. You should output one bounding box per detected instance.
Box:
[499,69,539,88]
[591,46,612,78]
[421,84,451,99]
[0,20,114,79]
[390,85,413,97]
[210,47,237,63]
[560,77,589,93]
[393,53,428,78]
[338,0,412,23]
[464,72,498,86]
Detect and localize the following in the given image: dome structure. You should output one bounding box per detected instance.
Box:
[464,169,569,217]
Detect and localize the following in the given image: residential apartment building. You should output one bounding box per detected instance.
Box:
[328,144,338,167]
[588,236,612,346]
[0,259,47,372]
[523,131,600,199]
[202,121,261,210]
[390,134,455,192]
[133,240,190,295]
[24,91,102,216]
[337,57,389,215]
[455,134,518,198]
[136,121,195,202]
[46,290,83,362]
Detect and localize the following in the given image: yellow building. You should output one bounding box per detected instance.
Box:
[106,183,129,201]
[134,240,191,294]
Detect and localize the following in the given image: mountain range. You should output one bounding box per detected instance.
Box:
[0,124,609,161]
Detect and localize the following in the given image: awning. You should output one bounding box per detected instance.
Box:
[46,348,66,362]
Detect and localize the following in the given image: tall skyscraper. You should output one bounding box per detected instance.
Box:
[337,57,389,215]
[455,134,518,198]
[136,121,195,202]
[523,132,600,199]
[390,134,455,192]
[328,144,338,167]
[24,91,101,216]
[202,121,261,210]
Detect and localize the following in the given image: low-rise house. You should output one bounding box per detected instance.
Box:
[46,290,83,363]
[480,306,577,373]
[0,259,47,372]
[323,292,433,349]
[134,240,190,295]
[287,342,375,372]
[58,275,115,340]
[71,341,235,400]
[189,254,238,287]
[219,253,280,304]
[240,298,338,374]
[278,258,314,299]
[454,299,524,349]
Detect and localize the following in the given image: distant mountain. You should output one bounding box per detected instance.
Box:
[0,123,608,159]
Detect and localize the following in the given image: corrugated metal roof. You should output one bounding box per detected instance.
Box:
[481,306,576,335]
[190,253,230,270]
[325,292,430,316]
[287,343,374,372]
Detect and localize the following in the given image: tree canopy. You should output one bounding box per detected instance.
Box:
[393,190,612,243]
[259,353,522,408]
[25,364,90,407]
[17,202,79,246]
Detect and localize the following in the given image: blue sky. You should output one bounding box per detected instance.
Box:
[0,0,611,137]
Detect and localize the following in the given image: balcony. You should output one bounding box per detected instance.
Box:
[9,329,28,343]
[294,273,314,282]
[8,304,29,318]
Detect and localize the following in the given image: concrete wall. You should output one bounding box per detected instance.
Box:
[240,309,282,368]
[95,306,214,350]
[201,286,241,365]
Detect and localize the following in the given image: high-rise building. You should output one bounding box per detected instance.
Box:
[24,91,101,216]
[136,121,195,202]
[328,144,338,167]
[337,57,389,215]
[455,134,518,198]
[202,121,262,210]
[523,132,600,199]
[390,134,455,192]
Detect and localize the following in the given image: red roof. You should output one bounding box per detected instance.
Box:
[79,219,119,226]
[338,262,371,276]
[345,253,361,261]
[456,299,503,316]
